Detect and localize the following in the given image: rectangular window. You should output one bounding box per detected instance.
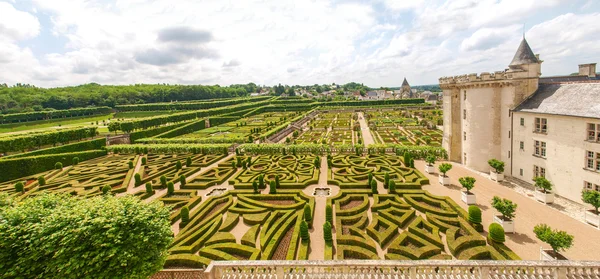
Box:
[463,109,466,120]
[508,131,511,138]
[464,153,467,164]
[534,140,546,158]
[520,168,523,176]
[533,165,546,178]
[508,151,511,158]
[586,151,600,171]
[520,118,524,126]
[587,123,600,142]
[584,181,600,192]
[535,118,547,133]
[464,132,466,141]
[520,141,524,150]
[464,91,467,100]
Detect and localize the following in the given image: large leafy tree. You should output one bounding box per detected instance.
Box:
[0,193,173,279]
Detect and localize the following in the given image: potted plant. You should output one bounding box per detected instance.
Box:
[488,159,505,182]
[438,163,452,186]
[534,177,554,204]
[425,155,436,174]
[534,224,574,260]
[459,176,476,205]
[491,196,517,233]
[582,189,600,229]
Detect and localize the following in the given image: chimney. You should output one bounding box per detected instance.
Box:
[579,63,597,78]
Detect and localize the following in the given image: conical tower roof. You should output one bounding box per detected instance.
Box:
[509,38,539,67]
[401,77,409,86]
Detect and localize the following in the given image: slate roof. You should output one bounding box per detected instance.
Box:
[513,83,600,119]
[509,38,539,67]
[401,78,410,86]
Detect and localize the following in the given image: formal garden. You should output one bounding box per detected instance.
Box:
[3,98,588,278]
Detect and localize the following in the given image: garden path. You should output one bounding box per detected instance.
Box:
[416,160,600,260]
[357,112,375,146]
[306,156,328,260]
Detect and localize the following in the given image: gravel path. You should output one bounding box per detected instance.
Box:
[357,112,375,146]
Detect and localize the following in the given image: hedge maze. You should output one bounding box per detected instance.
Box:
[165,191,314,267]
[230,155,319,189]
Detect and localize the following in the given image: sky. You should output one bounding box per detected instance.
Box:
[0,0,599,88]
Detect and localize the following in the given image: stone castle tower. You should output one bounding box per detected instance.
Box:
[400,77,412,98]
[439,38,542,172]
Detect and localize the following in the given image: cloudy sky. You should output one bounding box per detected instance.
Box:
[1,0,599,88]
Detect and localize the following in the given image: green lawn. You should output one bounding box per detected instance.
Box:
[114,111,174,119]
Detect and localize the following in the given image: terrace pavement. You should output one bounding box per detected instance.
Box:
[415,160,600,261]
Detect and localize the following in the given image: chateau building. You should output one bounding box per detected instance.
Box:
[439,38,600,203]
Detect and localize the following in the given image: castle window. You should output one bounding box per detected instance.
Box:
[587,123,600,142]
[463,109,466,120]
[520,118,524,126]
[585,181,600,192]
[534,118,547,133]
[464,153,467,164]
[533,165,546,178]
[464,132,466,141]
[464,91,467,100]
[520,141,524,150]
[534,140,546,157]
[520,168,523,176]
[508,131,511,138]
[585,151,600,171]
[508,151,511,158]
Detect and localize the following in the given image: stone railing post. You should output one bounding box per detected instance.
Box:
[479,266,489,279]
[205,263,216,279]
[410,267,417,279]
[276,266,285,279]
[555,267,567,279]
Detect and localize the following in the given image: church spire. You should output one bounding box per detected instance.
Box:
[509,37,539,67]
[401,77,409,86]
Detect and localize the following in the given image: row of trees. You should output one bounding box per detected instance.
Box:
[0,127,98,153]
[0,106,111,124]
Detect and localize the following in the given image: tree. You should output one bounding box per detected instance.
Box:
[186,156,192,167]
[175,161,182,170]
[258,174,264,189]
[14,181,24,193]
[145,182,153,194]
[300,221,309,242]
[326,204,333,224]
[134,173,142,186]
[535,177,552,193]
[370,179,378,194]
[180,206,190,224]
[252,180,259,194]
[389,180,396,193]
[323,221,333,242]
[425,155,435,166]
[458,176,476,194]
[128,161,134,169]
[534,224,574,254]
[368,172,373,186]
[384,172,390,188]
[582,189,600,214]
[488,159,505,173]
[438,163,452,177]
[160,175,167,188]
[179,174,186,187]
[275,175,280,188]
[102,185,111,195]
[38,176,46,186]
[0,193,172,279]
[55,162,63,170]
[269,180,276,194]
[489,223,505,243]
[167,182,174,195]
[72,157,79,165]
[491,196,517,220]
[303,204,312,222]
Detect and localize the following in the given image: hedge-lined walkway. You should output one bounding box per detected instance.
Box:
[357,112,375,145]
[415,160,600,261]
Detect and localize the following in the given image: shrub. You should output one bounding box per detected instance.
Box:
[246,157,252,167]
[323,221,333,242]
[534,224,574,253]
[458,176,476,194]
[145,182,153,194]
[180,206,190,224]
[141,157,147,165]
[325,204,333,224]
[468,205,482,224]
[236,157,242,167]
[160,175,167,188]
[303,204,312,222]
[14,181,24,193]
[242,161,247,169]
[370,179,378,194]
[489,223,505,243]
[179,174,186,187]
[252,180,259,194]
[175,161,182,170]
[0,193,172,279]
[258,174,264,188]
[368,172,373,186]
[438,163,452,177]
[581,190,600,214]
[275,175,280,188]
[384,172,390,188]
[389,180,396,193]
[231,161,237,169]
[102,185,111,194]
[128,161,134,169]
[72,157,79,165]
[300,221,310,242]
[134,173,142,186]
[425,155,435,166]
[55,162,63,170]
[269,180,276,194]
[488,159,505,173]
[491,196,517,220]
[38,176,46,186]
[167,182,174,195]
[313,157,320,168]
[535,177,552,193]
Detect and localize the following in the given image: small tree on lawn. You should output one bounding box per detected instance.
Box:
[134,173,142,186]
[167,182,174,195]
[325,204,333,224]
[534,224,574,255]
[180,206,190,224]
[141,157,147,165]
[38,176,46,186]
[55,162,63,170]
[175,161,182,170]
[438,163,452,177]
[582,189,600,215]
[102,185,111,195]
[179,174,186,187]
[303,204,312,222]
[323,221,333,243]
[488,159,505,173]
[535,177,552,193]
[389,180,396,193]
[269,181,277,194]
[384,172,390,188]
[14,182,24,193]
[160,175,167,188]
[458,176,476,194]
[72,157,80,165]
[186,156,192,167]
[300,221,310,242]
[370,179,378,194]
[425,155,435,166]
[128,161,134,169]
[145,182,153,194]
[491,196,517,220]
[252,180,259,194]
[368,172,373,186]
[258,174,264,189]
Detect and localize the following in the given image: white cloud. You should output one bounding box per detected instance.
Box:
[0,2,40,41]
[460,25,522,51]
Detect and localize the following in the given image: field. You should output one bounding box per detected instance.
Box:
[0,99,520,269]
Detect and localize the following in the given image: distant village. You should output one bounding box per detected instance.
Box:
[250,78,441,105]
